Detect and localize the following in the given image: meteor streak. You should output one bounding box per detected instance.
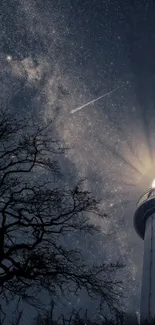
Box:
[71,87,119,114]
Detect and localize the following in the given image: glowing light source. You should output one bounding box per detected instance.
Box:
[152,179,155,188]
[6,55,12,62]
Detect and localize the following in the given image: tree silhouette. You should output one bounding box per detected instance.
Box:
[0,108,124,319]
[31,302,139,325]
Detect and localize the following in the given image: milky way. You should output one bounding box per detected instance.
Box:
[1,0,155,323]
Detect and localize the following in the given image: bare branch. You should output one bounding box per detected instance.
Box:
[0,110,124,317]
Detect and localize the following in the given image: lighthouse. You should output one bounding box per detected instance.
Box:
[134,180,155,324]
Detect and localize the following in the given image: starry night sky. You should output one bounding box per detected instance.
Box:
[1,0,155,323]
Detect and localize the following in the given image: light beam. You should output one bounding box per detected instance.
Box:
[152,179,155,188]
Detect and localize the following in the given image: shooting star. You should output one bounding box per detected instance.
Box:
[70,87,120,114]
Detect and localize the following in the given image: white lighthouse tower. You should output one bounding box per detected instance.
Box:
[134,180,155,324]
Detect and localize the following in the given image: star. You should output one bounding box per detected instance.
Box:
[6,55,12,62]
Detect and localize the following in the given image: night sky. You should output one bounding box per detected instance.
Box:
[1,0,155,323]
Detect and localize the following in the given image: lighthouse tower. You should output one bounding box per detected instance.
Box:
[134,180,155,324]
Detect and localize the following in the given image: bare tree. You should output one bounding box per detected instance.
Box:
[0,108,124,316]
[32,303,139,325]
